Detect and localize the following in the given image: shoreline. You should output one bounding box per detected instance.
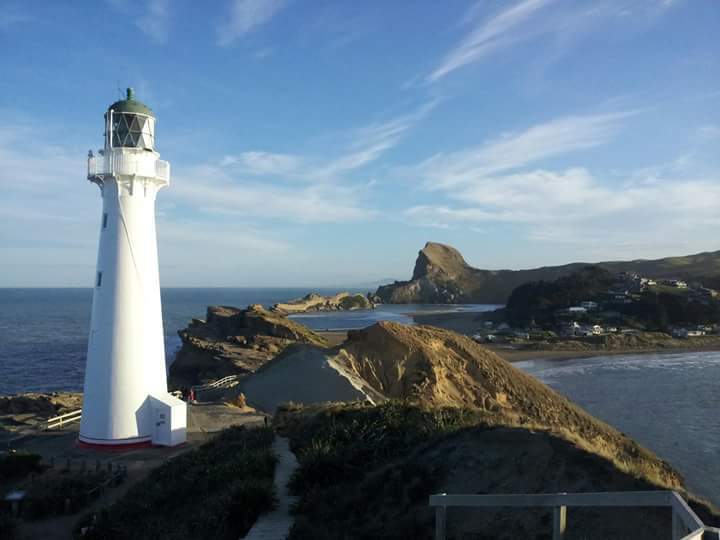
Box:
[486,344,720,363]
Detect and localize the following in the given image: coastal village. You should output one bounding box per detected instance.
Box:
[473,272,720,344]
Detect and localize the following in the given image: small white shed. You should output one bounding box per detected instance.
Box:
[149,393,187,447]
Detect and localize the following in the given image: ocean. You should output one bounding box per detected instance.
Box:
[2,288,718,506]
[516,353,720,506]
[0,287,494,395]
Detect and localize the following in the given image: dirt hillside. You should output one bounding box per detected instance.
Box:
[329,321,685,491]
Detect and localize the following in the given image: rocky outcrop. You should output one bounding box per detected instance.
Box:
[169,304,329,387]
[0,392,82,417]
[375,241,720,304]
[272,292,374,314]
[0,392,83,437]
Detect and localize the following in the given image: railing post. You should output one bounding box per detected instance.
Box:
[435,505,446,540]
[553,505,567,540]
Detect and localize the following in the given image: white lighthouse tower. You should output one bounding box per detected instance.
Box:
[79,88,186,448]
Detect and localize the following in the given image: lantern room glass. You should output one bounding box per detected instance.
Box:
[111,112,155,150]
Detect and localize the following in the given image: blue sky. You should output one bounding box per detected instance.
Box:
[1,0,719,287]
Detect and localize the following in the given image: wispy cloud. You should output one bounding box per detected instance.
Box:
[170,164,374,224]
[402,110,720,258]
[427,0,554,82]
[426,0,678,84]
[217,0,287,46]
[135,0,171,45]
[414,112,630,190]
[220,100,437,183]
[697,124,720,140]
[169,103,438,226]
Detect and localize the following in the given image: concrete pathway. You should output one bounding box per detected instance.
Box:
[243,436,299,540]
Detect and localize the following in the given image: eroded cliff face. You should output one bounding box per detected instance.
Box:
[169,304,328,387]
[376,242,492,304]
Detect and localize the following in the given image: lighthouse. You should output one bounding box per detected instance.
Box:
[79,88,186,448]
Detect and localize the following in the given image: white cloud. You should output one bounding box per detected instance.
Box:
[220,101,436,183]
[415,112,630,190]
[426,0,678,84]
[217,0,287,46]
[170,164,374,224]
[428,0,554,82]
[403,109,720,258]
[697,124,720,140]
[404,166,720,256]
[222,151,304,176]
[135,0,171,45]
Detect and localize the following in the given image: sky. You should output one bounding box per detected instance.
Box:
[1,0,719,287]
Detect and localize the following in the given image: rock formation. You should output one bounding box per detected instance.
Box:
[375,241,720,304]
[169,304,329,387]
[272,292,374,314]
[0,392,83,437]
[0,392,82,416]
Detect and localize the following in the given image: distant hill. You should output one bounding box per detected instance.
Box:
[375,242,720,304]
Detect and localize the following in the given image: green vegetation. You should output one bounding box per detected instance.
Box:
[624,292,720,329]
[279,401,482,540]
[278,401,719,539]
[24,471,112,519]
[506,266,615,325]
[76,426,277,540]
[505,266,720,330]
[0,451,44,482]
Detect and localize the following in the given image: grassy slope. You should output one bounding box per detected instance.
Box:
[278,402,719,540]
[332,321,686,490]
[75,427,277,540]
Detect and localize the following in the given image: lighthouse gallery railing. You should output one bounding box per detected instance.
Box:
[88,154,170,182]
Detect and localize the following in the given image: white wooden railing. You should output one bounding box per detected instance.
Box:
[192,375,240,393]
[430,491,720,540]
[46,409,82,430]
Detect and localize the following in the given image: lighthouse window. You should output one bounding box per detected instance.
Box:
[96,272,103,288]
[112,113,153,150]
[102,213,108,229]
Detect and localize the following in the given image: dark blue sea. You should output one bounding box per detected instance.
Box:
[0,288,494,395]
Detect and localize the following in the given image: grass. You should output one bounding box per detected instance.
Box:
[23,470,112,519]
[277,401,482,540]
[75,426,277,540]
[277,401,720,539]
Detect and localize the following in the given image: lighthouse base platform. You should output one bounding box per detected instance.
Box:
[78,392,187,450]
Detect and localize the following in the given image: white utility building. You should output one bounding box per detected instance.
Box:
[79,88,186,448]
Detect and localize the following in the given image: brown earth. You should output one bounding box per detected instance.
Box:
[325,321,694,493]
[169,304,329,387]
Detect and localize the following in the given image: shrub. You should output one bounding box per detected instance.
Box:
[0,513,18,540]
[284,402,479,539]
[75,426,277,540]
[0,452,44,482]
